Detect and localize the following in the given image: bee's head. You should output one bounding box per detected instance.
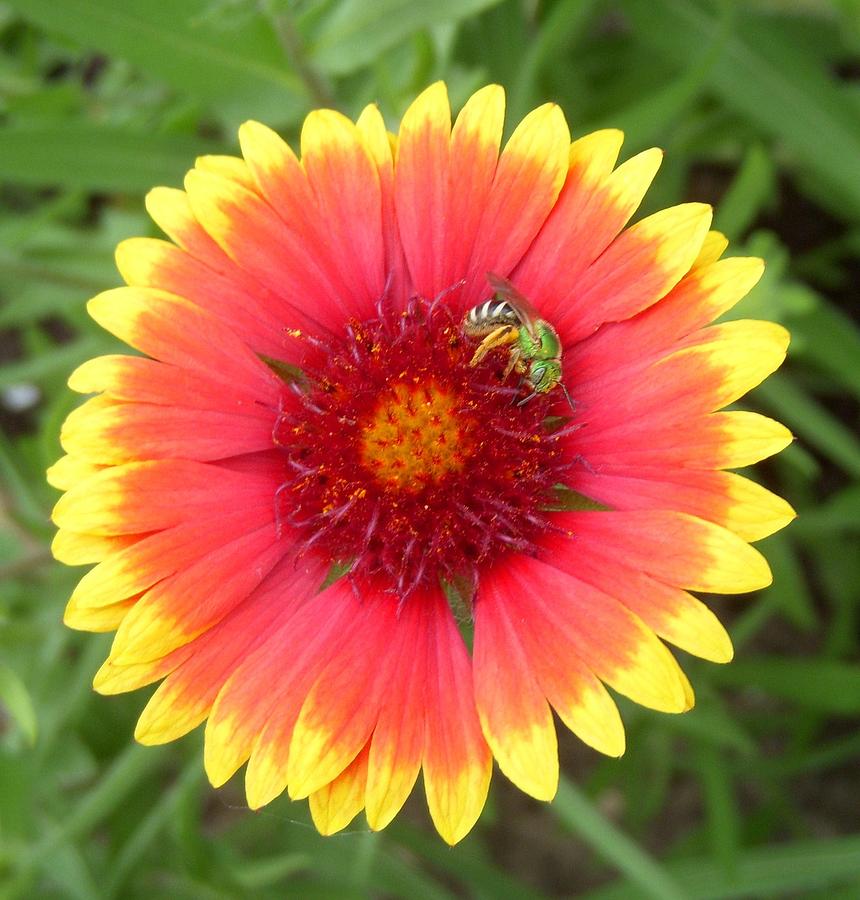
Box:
[528,360,561,393]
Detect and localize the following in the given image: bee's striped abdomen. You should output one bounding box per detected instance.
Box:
[464,297,520,336]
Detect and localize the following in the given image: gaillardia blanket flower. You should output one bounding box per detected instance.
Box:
[50,83,794,843]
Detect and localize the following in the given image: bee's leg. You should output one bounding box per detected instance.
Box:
[469,325,517,366]
[501,347,523,382]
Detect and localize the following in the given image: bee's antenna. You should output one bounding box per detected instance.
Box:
[560,382,576,413]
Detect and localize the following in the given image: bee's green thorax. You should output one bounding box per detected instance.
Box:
[517,320,561,361]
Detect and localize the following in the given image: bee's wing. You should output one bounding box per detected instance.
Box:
[486,272,540,339]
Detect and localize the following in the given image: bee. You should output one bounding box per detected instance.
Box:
[464,273,572,408]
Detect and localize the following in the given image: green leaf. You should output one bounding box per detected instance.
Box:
[757,533,817,632]
[713,143,775,240]
[0,337,108,389]
[588,835,860,899]
[545,485,611,512]
[710,657,860,715]
[786,300,860,403]
[507,0,598,122]
[6,0,306,123]
[0,663,38,745]
[27,744,168,865]
[756,375,860,479]
[103,762,207,899]
[257,354,308,389]
[309,0,505,74]
[695,744,741,877]
[230,853,311,892]
[392,822,548,900]
[0,125,223,191]
[793,485,860,536]
[660,696,755,754]
[552,778,686,900]
[622,0,860,220]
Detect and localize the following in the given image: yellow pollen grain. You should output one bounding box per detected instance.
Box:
[359,381,470,491]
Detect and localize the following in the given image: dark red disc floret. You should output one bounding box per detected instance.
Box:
[273,296,570,601]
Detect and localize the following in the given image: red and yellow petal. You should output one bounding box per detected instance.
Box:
[60,395,274,464]
[550,510,772,594]
[51,529,133,566]
[87,287,280,395]
[558,202,713,343]
[309,743,371,836]
[194,153,256,190]
[300,109,386,311]
[65,509,272,613]
[356,103,410,301]
[422,591,492,845]
[69,354,260,409]
[569,255,766,383]
[114,237,296,355]
[572,465,795,543]
[498,555,692,714]
[395,82,454,299]
[575,320,789,432]
[206,578,358,792]
[694,230,729,267]
[286,594,397,800]
[65,597,136,633]
[549,541,734,663]
[480,564,626,757]
[133,554,327,745]
[183,169,346,333]
[516,139,662,312]
[52,460,276,536]
[46,454,104,491]
[364,596,428,831]
[460,100,569,308]
[445,85,506,287]
[570,409,792,471]
[144,186,219,263]
[473,586,559,800]
[107,525,284,665]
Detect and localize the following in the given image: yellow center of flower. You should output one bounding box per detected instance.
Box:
[359,380,471,490]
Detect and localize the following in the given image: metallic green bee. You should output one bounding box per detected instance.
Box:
[464,273,572,407]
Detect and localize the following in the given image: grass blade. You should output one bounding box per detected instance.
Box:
[552,777,686,900]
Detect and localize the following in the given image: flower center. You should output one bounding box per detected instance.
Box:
[274,297,570,600]
[359,381,471,490]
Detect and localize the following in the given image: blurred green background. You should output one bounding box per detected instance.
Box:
[1,0,859,897]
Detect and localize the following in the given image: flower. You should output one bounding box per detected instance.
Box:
[49,82,794,844]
